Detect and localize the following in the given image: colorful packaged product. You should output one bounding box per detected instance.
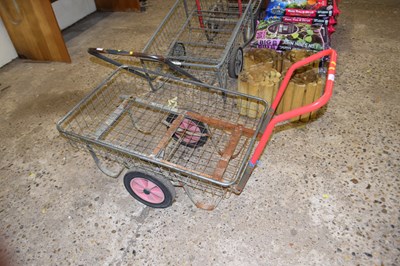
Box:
[252,20,329,51]
[265,15,334,26]
[263,15,337,35]
[266,0,336,18]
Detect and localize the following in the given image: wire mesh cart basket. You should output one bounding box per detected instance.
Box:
[91,0,263,90]
[143,0,265,86]
[57,49,337,210]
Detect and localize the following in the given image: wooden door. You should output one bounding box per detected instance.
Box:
[95,0,141,12]
[0,0,71,62]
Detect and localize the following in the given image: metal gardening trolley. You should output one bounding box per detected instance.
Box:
[140,0,264,89]
[57,49,337,210]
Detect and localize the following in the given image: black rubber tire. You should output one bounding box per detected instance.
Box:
[205,21,219,42]
[170,42,186,58]
[124,171,175,208]
[204,3,222,42]
[165,113,208,148]
[228,46,243,79]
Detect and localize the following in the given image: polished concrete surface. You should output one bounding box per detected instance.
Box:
[0,0,399,265]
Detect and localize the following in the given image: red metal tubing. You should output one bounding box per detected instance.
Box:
[250,49,338,165]
[195,0,205,28]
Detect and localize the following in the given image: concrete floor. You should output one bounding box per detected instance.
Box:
[0,0,399,265]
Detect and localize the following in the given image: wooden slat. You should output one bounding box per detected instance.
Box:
[186,111,257,139]
[311,79,324,119]
[300,81,317,122]
[290,82,306,122]
[95,0,140,12]
[0,0,71,62]
[212,126,243,181]
[151,114,185,158]
[281,81,295,115]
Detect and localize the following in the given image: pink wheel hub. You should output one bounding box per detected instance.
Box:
[130,178,165,204]
[175,118,201,144]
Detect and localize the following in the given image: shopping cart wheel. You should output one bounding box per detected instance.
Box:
[204,3,223,42]
[165,113,208,148]
[170,42,186,58]
[124,171,176,208]
[228,46,243,78]
[205,21,219,42]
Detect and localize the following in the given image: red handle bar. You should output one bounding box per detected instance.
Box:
[250,49,338,165]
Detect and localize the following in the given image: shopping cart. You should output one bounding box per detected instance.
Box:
[149,0,267,87]
[92,0,262,90]
[57,49,337,210]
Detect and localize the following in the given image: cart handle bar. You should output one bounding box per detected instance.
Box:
[87,48,202,83]
[250,49,338,165]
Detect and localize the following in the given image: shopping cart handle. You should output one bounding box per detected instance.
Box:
[87,48,202,83]
[250,49,338,165]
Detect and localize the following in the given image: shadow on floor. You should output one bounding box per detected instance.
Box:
[62,12,112,43]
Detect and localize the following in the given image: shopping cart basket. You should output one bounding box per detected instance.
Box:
[144,0,265,88]
[57,49,337,210]
[90,0,262,90]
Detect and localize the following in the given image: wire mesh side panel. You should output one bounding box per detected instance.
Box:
[165,3,242,64]
[58,67,268,190]
[142,0,255,88]
[58,70,151,142]
[228,0,262,16]
[143,0,241,59]
[142,0,190,57]
[207,2,254,89]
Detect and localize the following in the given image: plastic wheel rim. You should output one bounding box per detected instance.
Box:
[235,49,243,76]
[175,118,202,144]
[130,177,165,204]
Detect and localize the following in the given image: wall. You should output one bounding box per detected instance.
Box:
[0,17,18,67]
[52,0,96,30]
[0,0,96,67]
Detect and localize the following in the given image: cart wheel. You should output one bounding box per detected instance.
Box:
[204,3,223,42]
[165,113,208,148]
[228,46,243,78]
[243,17,257,45]
[170,42,186,58]
[205,21,219,42]
[124,171,175,208]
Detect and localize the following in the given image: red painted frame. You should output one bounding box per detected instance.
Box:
[250,49,338,165]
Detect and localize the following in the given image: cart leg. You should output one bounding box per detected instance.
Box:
[87,145,124,178]
[216,71,226,89]
[216,72,229,103]
[183,185,223,211]
[234,163,254,193]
